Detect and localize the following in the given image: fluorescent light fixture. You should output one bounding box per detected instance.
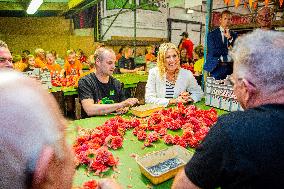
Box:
[27,0,43,14]
[187,9,194,14]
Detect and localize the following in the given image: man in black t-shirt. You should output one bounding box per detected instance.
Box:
[172,30,284,188]
[78,47,139,116]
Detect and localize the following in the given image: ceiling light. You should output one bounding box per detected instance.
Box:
[187,9,194,14]
[27,0,43,15]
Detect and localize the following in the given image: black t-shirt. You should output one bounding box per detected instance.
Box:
[118,56,136,70]
[185,104,284,189]
[78,73,126,104]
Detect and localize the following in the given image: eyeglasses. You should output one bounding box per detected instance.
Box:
[229,77,256,87]
[0,57,13,64]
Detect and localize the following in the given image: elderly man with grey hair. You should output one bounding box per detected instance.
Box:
[172,29,284,188]
[0,40,13,69]
[0,70,122,189]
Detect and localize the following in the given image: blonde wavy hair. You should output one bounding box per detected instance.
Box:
[157,42,180,80]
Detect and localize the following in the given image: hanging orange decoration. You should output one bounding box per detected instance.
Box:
[264,0,269,6]
[253,1,258,9]
[249,0,254,8]
[244,1,248,8]
[224,0,230,5]
[234,0,240,7]
[280,0,283,7]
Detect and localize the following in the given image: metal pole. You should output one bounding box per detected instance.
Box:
[100,0,129,40]
[134,0,137,57]
[202,0,213,90]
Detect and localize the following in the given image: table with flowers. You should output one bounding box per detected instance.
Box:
[67,100,227,189]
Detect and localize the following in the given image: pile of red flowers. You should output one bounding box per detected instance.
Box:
[51,75,79,87]
[133,103,218,148]
[73,116,140,174]
[73,104,218,174]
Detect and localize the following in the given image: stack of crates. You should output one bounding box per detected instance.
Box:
[205,77,243,112]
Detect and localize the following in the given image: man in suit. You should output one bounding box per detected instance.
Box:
[204,10,237,80]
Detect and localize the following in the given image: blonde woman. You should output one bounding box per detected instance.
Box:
[145,43,203,106]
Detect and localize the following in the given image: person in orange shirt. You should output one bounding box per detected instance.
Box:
[145,45,156,63]
[34,48,47,69]
[13,54,27,72]
[46,52,62,78]
[60,50,83,77]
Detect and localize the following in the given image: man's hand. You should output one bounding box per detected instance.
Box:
[98,178,122,189]
[115,107,129,114]
[120,98,139,108]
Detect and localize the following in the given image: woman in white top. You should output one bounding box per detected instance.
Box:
[145,42,203,106]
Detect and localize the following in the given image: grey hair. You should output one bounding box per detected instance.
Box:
[230,29,284,94]
[0,71,64,188]
[0,40,8,48]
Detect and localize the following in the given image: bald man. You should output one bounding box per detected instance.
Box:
[0,40,13,69]
[0,70,121,189]
[256,7,274,30]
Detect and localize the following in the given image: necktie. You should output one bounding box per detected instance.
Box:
[223,35,228,62]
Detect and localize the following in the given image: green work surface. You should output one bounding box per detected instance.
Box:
[68,100,228,188]
[50,73,148,95]
[113,73,148,89]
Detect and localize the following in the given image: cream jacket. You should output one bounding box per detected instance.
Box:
[145,67,203,106]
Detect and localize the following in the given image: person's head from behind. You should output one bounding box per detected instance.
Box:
[231,29,284,109]
[22,50,30,59]
[0,70,75,189]
[94,47,116,76]
[12,54,22,64]
[0,40,13,69]
[27,54,35,67]
[46,52,55,65]
[256,7,273,30]
[220,10,232,29]
[157,43,180,77]
[180,31,189,40]
[66,50,76,65]
[35,48,45,60]
[193,45,204,60]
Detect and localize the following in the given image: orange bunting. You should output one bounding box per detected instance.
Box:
[249,0,254,8]
[224,0,231,5]
[253,1,258,9]
[265,0,269,6]
[244,1,247,8]
[234,0,240,7]
[280,0,283,7]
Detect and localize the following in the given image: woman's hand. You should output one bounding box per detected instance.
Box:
[178,92,193,103]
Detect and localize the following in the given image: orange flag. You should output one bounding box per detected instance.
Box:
[253,1,258,9]
[234,0,240,7]
[264,0,269,6]
[249,0,254,8]
[280,0,283,7]
[244,1,247,8]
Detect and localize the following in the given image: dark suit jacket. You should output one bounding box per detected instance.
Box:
[204,28,237,79]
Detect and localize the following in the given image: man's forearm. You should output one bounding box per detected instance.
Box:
[84,103,123,116]
[172,169,200,189]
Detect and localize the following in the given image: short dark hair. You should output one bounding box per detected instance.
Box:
[221,10,232,17]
